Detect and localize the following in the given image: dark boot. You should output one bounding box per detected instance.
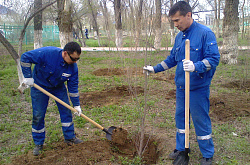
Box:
[200,157,213,165]
[169,149,191,160]
[33,145,43,156]
[64,137,83,145]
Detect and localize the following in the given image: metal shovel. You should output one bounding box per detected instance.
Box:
[32,83,116,140]
[173,39,190,165]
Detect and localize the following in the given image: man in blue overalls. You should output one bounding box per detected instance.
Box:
[21,42,83,156]
[143,1,220,165]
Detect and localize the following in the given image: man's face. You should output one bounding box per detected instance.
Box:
[171,11,193,32]
[63,51,80,64]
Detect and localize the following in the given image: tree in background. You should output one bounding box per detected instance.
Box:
[34,0,43,49]
[57,0,73,47]
[221,0,239,64]
[100,0,111,39]
[87,0,100,46]
[114,0,122,47]
[154,0,162,49]
[135,0,143,47]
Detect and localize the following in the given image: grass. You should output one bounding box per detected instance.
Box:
[0,39,249,164]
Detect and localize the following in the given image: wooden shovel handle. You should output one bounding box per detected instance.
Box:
[33,83,104,130]
[185,39,190,148]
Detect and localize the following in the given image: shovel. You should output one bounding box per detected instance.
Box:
[173,39,190,165]
[29,83,116,140]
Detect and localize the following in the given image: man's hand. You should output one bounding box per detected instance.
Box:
[143,66,154,75]
[23,78,34,87]
[183,60,195,72]
[74,106,82,116]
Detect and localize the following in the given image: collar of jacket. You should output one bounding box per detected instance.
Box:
[182,19,197,35]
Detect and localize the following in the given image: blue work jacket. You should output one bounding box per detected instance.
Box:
[20,46,80,106]
[154,21,220,90]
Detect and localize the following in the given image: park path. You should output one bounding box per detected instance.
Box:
[81,46,250,51]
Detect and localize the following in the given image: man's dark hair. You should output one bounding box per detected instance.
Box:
[63,42,81,55]
[169,1,192,17]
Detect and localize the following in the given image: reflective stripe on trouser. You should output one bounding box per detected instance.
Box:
[175,87,214,158]
[31,85,75,145]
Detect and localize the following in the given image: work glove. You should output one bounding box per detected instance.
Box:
[22,78,34,87]
[143,65,154,75]
[183,60,195,72]
[74,106,82,116]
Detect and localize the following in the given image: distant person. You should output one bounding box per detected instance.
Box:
[143,1,220,165]
[20,42,83,156]
[85,27,89,39]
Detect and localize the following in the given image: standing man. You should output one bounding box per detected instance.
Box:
[20,42,83,156]
[85,27,89,39]
[143,1,220,165]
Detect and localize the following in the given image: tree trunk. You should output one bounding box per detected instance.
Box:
[241,0,245,39]
[100,0,110,39]
[135,0,143,47]
[87,0,100,46]
[114,0,122,47]
[154,0,162,49]
[34,0,43,49]
[221,0,239,64]
[57,0,73,47]
[169,0,175,45]
[214,0,219,38]
[128,0,136,39]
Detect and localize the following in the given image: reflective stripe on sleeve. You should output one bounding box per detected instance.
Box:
[177,128,185,134]
[197,134,212,140]
[202,59,211,71]
[69,92,79,97]
[62,122,73,127]
[20,61,32,67]
[161,61,169,70]
[32,128,45,133]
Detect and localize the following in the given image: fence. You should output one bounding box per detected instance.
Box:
[0,24,60,44]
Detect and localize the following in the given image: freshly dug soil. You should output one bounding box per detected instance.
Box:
[111,127,128,145]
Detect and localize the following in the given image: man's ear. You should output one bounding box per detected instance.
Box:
[186,12,192,18]
[62,51,67,58]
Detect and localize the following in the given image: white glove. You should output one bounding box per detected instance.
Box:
[22,78,34,87]
[143,66,154,75]
[183,60,195,72]
[74,106,82,116]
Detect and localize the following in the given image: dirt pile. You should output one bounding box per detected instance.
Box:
[11,130,159,165]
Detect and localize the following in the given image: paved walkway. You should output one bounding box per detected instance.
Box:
[81,46,250,51]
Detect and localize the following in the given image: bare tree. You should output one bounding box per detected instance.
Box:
[87,0,101,46]
[128,0,136,38]
[221,0,239,64]
[206,0,221,38]
[154,0,162,49]
[57,0,73,47]
[100,0,111,39]
[114,0,122,47]
[135,0,143,47]
[169,0,175,45]
[241,0,245,39]
[34,0,43,49]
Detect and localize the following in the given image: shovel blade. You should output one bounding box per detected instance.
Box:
[103,126,117,140]
[173,151,189,165]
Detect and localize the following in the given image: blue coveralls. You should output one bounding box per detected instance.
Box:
[153,21,220,158]
[20,46,80,145]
